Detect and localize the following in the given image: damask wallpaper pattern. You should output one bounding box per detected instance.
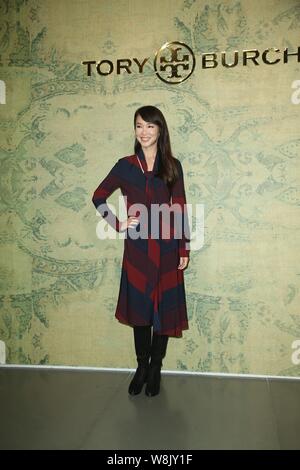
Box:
[0,0,299,375]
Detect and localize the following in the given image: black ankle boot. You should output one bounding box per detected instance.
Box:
[128,326,151,396]
[145,333,169,397]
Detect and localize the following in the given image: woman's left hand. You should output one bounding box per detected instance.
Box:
[178,257,189,270]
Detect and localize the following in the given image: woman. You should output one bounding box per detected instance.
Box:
[92,105,190,397]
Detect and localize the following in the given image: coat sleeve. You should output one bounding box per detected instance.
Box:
[92,159,124,233]
[171,160,191,258]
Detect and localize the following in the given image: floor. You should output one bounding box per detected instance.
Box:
[0,367,299,450]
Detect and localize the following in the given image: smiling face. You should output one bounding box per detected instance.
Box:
[135,114,160,152]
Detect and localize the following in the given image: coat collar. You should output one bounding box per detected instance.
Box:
[136,147,160,176]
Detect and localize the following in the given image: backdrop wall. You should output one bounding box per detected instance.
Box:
[0,0,299,375]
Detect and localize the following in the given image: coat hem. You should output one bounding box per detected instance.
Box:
[115,315,189,338]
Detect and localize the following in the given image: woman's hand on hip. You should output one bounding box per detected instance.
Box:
[120,216,139,232]
[178,257,189,270]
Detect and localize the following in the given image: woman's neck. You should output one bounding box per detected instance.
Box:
[142,145,157,161]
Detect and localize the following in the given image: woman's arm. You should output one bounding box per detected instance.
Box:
[171,160,191,258]
[92,159,123,232]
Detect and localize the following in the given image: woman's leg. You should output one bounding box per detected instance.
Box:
[128,325,152,395]
[145,333,169,397]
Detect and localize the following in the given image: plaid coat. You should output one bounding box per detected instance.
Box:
[92,148,190,337]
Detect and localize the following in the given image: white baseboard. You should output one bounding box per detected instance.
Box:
[0,363,300,381]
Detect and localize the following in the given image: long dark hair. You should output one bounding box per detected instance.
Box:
[134,105,179,187]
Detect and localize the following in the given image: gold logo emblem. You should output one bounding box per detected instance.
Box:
[154,41,196,84]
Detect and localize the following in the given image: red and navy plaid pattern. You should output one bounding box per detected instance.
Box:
[92,149,190,337]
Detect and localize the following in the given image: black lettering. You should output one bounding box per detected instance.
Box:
[243,49,260,66]
[221,51,238,68]
[202,53,217,68]
[283,47,300,63]
[97,60,114,75]
[117,59,132,74]
[82,60,96,76]
[262,48,280,65]
[133,57,150,73]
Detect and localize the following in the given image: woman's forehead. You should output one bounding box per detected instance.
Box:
[135,115,157,124]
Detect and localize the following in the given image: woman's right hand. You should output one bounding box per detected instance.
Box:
[120,216,140,232]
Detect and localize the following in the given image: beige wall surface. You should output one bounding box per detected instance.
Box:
[0,0,299,375]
